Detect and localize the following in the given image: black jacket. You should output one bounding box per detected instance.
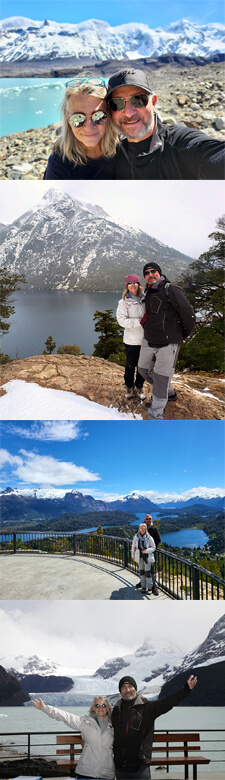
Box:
[142,276,195,347]
[148,525,161,547]
[115,118,225,179]
[112,683,191,770]
[44,150,116,179]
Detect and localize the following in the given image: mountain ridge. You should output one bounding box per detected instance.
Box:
[1,17,224,62]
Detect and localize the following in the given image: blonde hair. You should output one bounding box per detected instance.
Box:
[122,283,143,299]
[55,81,118,165]
[89,696,112,723]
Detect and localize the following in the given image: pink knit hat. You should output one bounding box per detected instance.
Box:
[125,274,140,287]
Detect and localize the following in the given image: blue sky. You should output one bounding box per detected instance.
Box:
[0,420,224,500]
[1,0,224,25]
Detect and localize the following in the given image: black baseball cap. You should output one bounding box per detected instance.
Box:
[107,69,153,99]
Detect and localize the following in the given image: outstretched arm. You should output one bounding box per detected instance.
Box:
[152,676,197,720]
[31,698,82,729]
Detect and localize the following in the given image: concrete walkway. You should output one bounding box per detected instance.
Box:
[0,553,172,600]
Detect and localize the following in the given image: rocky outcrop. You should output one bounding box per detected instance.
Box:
[0,354,224,420]
[0,665,30,706]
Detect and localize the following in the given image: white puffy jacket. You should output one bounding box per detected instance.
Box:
[116,295,145,345]
[131,532,156,565]
[41,703,114,779]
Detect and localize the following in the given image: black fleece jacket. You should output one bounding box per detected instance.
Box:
[115,118,225,179]
[112,682,191,770]
[142,275,195,348]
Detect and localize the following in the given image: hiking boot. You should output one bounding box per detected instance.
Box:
[134,387,146,401]
[168,391,178,401]
[135,582,141,589]
[125,386,134,399]
[141,587,148,593]
[152,586,159,596]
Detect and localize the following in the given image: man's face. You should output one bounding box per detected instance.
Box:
[120,683,137,700]
[109,85,157,142]
[144,268,160,285]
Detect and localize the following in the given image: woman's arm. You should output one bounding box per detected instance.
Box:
[31,698,82,729]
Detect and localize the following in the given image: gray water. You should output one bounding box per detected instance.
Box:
[0,706,224,771]
[1,291,121,360]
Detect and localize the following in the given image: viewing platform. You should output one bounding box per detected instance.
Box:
[1,531,224,600]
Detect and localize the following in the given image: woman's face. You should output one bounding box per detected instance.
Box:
[93,697,108,719]
[127,281,139,295]
[66,93,108,153]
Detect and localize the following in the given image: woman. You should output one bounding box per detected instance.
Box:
[132,522,156,594]
[32,695,114,779]
[116,274,145,399]
[44,77,118,179]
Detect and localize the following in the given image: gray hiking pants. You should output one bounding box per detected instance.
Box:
[138,339,180,420]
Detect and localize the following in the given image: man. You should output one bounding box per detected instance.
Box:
[138,261,195,420]
[106,68,225,179]
[136,515,161,595]
[112,674,197,779]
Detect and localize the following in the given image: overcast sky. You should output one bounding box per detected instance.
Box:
[0,601,224,674]
[0,180,224,258]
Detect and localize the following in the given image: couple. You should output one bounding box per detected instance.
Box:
[132,515,161,596]
[44,69,224,179]
[116,261,195,420]
[32,673,197,779]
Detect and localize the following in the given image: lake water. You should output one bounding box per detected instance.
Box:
[0,706,224,772]
[0,78,69,137]
[1,525,209,550]
[1,290,120,360]
[133,513,209,549]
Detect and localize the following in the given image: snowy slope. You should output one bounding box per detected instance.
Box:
[0,17,224,62]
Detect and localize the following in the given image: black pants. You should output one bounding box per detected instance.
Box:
[124,344,144,389]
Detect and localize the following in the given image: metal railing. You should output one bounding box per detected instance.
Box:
[0,728,224,776]
[0,531,224,600]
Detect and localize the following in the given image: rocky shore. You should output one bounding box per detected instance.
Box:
[0,746,64,778]
[0,61,224,179]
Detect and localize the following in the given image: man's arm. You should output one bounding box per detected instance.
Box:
[151,675,197,720]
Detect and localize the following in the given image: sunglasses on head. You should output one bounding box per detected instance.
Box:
[69,111,108,128]
[108,94,149,112]
[66,77,106,89]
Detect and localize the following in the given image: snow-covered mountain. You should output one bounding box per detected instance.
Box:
[1,616,224,706]
[0,17,224,62]
[0,486,224,527]
[0,189,194,292]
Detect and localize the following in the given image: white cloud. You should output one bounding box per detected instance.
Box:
[5,421,84,441]
[0,448,22,467]
[1,448,100,486]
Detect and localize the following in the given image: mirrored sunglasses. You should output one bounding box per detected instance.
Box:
[128,282,139,286]
[108,94,149,112]
[95,703,107,708]
[66,77,106,89]
[69,111,108,128]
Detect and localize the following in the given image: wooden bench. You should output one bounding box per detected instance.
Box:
[56,730,210,779]
[151,732,210,779]
[56,733,83,776]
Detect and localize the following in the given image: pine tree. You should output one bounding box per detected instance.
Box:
[92,309,125,362]
[0,266,26,335]
[177,216,225,372]
[43,336,56,355]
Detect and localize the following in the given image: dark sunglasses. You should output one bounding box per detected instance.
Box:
[144,269,157,276]
[69,111,108,128]
[95,703,107,708]
[108,94,149,112]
